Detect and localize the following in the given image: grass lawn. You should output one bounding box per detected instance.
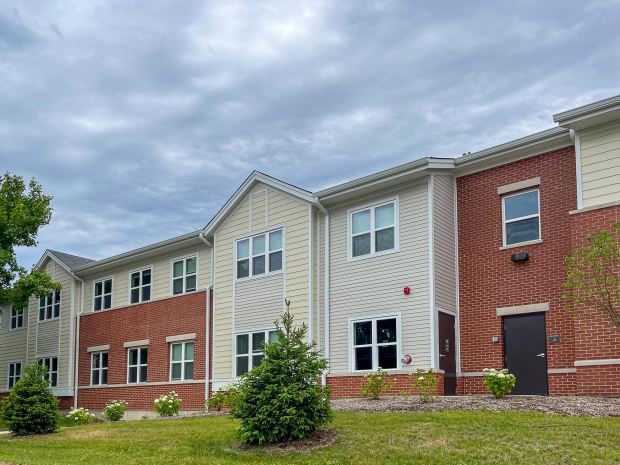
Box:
[0,416,76,432]
[0,411,618,465]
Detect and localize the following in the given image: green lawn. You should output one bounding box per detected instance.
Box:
[0,411,618,465]
[0,416,76,432]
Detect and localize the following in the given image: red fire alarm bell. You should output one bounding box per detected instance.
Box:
[403,286,411,295]
[401,354,413,365]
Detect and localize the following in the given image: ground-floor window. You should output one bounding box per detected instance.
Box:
[38,357,58,387]
[170,341,194,381]
[91,351,108,385]
[127,347,148,383]
[351,316,399,371]
[8,361,21,389]
[235,330,279,376]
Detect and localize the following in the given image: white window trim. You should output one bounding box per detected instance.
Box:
[234,227,285,281]
[38,356,59,387]
[170,253,199,296]
[347,197,400,262]
[128,266,153,305]
[348,313,402,373]
[233,328,278,377]
[169,340,195,381]
[90,351,108,386]
[38,291,61,322]
[93,276,114,311]
[501,188,542,247]
[9,307,24,330]
[7,361,22,389]
[126,346,148,384]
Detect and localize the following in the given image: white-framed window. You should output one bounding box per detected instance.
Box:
[91,351,108,386]
[172,256,197,295]
[349,199,398,259]
[236,229,283,279]
[8,362,21,389]
[94,278,113,311]
[129,268,152,304]
[127,347,148,383]
[235,330,279,376]
[38,292,60,321]
[10,307,24,329]
[39,357,58,387]
[502,188,541,246]
[170,341,194,381]
[350,316,399,372]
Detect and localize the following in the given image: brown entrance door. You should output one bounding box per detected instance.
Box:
[438,312,457,395]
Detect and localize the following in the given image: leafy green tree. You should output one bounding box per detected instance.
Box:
[0,173,59,313]
[0,362,60,435]
[232,299,332,445]
[564,222,620,330]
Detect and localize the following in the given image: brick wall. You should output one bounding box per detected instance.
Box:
[77,291,207,410]
[327,373,445,398]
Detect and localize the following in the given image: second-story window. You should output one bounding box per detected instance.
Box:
[94,278,113,311]
[502,189,540,246]
[172,256,197,295]
[350,200,397,258]
[10,307,24,329]
[39,292,60,321]
[130,268,152,304]
[236,229,283,279]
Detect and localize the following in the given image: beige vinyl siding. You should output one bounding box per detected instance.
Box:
[234,274,284,333]
[82,244,211,313]
[0,305,28,392]
[580,120,620,208]
[433,175,457,312]
[327,180,432,375]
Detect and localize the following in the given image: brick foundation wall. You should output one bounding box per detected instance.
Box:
[58,396,74,410]
[77,292,207,410]
[576,365,620,396]
[327,373,445,398]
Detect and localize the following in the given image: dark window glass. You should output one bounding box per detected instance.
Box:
[504,190,538,220]
[253,255,265,275]
[104,279,112,294]
[142,269,151,285]
[377,319,397,343]
[506,217,540,245]
[128,367,137,383]
[237,259,249,279]
[353,233,371,257]
[354,321,372,345]
[355,347,373,370]
[269,251,282,272]
[173,278,183,295]
[375,227,395,252]
[186,275,196,292]
[378,345,397,369]
[236,357,249,376]
[139,365,147,382]
[142,286,151,302]
[130,288,140,304]
[184,361,194,379]
[103,295,112,309]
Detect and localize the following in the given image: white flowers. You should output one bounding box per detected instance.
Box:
[67,407,96,424]
[153,391,182,417]
[103,400,128,422]
[482,368,516,398]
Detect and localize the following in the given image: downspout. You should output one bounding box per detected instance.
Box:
[570,129,583,210]
[198,232,212,410]
[69,272,84,410]
[315,199,329,386]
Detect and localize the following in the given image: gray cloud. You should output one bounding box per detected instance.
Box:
[2,0,620,267]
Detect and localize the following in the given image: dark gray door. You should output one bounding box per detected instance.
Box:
[438,312,457,395]
[503,313,548,395]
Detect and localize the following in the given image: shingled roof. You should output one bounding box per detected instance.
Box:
[48,250,95,270]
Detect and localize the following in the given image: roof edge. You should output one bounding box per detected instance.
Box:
[553,95,620,123]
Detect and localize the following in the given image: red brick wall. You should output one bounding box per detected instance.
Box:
[327,373,444,398]
[457,146,578,395]
[576,365,620,396]
[77,292,207,410]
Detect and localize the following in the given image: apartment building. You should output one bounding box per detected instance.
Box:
[1,95,619,411]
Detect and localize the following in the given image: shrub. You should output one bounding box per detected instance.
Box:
[232,301,332,445]
[360,368,394,400]
[482,368,516,398]
[66,407,96,425]
[103,400,128,422]
[207,392,226,412]
[411,368,437,403]
[0,362,59,435]
[153,392,181,417]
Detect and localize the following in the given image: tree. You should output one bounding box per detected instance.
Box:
[564,222,620,330]
[0,173,59,313]
[232,299,332,445]
[0,362,60,435]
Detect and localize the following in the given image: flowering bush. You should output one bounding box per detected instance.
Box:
[66,407,96,425]
[103,400,128,422]
[207,383,240,413]
[360,368,394,400]
[411,368,437,403]
[153,391,181,417]
[482,368,516,398]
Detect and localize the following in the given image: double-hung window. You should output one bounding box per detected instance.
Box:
[502,189,541,246]
[351,316,399,371]
[350,200,397,258]
[39,357,58,387]
[8,362,21,389]
[235,330,279,376]
[91,351,108,386]
[129,268,152,304]
[10,307,24,329]
[39,292,60,321]
[94,278,113,311]
[236,229,283,279]
[172,256,197,295]
[127,347,148,383]
[170,341,194,381]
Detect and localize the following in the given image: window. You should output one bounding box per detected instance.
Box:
[10,307,24,329]
[170,341,194,380]
[351,317,399,371]
[172,256,197,295]
[350,200,397,258]
[127,347,147,383]
[235,330,279,376]
[38,292,60,321]
[39,357,58,387]
[236,229,283,279]
[91,351,108,386]
[8,362,21,389]
[94,278,113,311]
[129,268,152,304]
[502,189,540,246]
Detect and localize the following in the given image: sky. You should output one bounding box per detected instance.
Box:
[2,1,620,267]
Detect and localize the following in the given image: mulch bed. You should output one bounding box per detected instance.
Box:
[233,428,339,453]
[332,395,620,417]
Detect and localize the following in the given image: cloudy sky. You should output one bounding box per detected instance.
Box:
[2,1,620,267]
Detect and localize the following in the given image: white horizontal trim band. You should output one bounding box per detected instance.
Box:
[87,344,110,353]
[79,379,206,389]
[459,371,485,377]
[548,368,577,374]
[497,177,541,195]
[574,359,620,367]
[496,302,549,317]
[123,339,149,348]
[166,333,196,343]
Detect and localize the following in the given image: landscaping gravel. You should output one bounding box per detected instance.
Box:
[332,395,620,417]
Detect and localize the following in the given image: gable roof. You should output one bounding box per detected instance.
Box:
[48,250,95,269]
[553,95,620,130]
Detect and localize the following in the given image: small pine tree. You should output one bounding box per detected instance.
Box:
[232,299,332,445]
[0,362,59,435]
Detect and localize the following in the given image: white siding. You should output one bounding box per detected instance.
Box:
[0,305,28,392]
[234,274,284,332]
[580,120,620,208]
[433,175,457,312]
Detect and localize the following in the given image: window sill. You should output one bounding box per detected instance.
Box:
[348,248,399,263]
[236,270,283,283]
[38,317,60,324]
[499,239,542,251]
[8,327,26,332]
